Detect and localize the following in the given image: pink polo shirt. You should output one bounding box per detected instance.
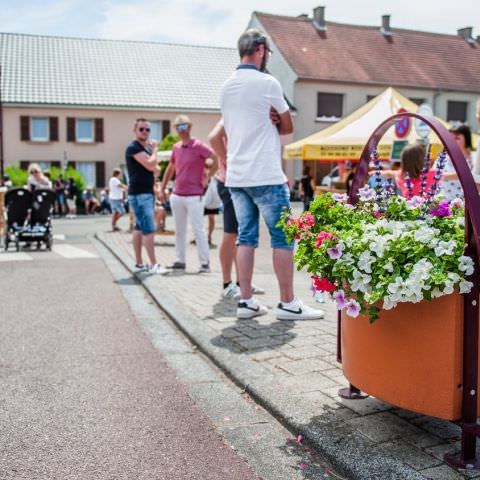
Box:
[171,138,213,196]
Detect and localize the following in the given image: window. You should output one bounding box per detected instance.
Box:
[317,93,343,120]
[149,121,161,142]
[30,118,49,141]
[447,101,468,122]
[366,95,378,103]
[409,98,426,106]
[76,162,96,187]
[76,119,94,142]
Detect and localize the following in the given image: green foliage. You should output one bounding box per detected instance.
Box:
[159,133,180,151]
[5,165,28,187]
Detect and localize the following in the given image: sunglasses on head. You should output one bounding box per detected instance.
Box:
[175,124,189,132]
[138,127,150,132]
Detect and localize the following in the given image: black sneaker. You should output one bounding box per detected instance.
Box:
[168,261,186,270]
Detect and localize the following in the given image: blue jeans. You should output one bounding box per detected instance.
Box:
[229,184,293,250]
[129,193,155,235]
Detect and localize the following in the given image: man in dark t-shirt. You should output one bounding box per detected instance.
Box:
[125,118,167,274]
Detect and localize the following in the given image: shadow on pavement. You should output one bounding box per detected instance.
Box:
[211,317,297,353]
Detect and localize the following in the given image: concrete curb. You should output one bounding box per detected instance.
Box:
[95,232,427,480]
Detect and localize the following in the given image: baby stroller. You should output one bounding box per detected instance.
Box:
[4,188,55,251]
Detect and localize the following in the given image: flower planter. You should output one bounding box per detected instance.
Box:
[341,292,475,420]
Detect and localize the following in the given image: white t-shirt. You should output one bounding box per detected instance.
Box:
[220,67,289,187]
[109,177,124,200]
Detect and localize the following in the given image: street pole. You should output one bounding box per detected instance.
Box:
[0,65,4,178]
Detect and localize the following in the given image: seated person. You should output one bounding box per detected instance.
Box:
[82,186,100,214]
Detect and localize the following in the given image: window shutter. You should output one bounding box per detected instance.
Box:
[20,161,30,170]
[95,161,105,188]
[94,118,104,143]
[67,161,76,169]
[20,116,30,141]
[49,117,59,141]
[161,120,171,139]
[67,118,75,142]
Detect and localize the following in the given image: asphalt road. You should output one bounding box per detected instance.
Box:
[0,218,259,480]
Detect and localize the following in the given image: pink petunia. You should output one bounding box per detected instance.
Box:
[299,463,306,470]
[312,276,335,293]
[315,231,335,248]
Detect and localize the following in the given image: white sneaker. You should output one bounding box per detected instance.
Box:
[237,299,268,319]
[134,263,146,272]
[148,264,168,275]
[222,282,240,298]
[251,284,265,295]
[275,298,324,321]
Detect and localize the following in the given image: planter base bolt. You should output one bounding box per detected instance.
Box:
[472,300,477,306]
[471,390,476,396]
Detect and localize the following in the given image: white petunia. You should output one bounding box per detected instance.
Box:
[414,226,436,244]
[358,250,375,273]
[458,256,475,276]
[434,240,457,257]
[350,269,372,293]
[383,297,397,310]
[383,262,394,272]
[459,280,474,294]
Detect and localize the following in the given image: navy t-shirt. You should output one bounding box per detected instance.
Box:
[125,140,154,195]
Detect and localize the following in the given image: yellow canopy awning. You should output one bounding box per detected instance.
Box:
[284,87,473,161]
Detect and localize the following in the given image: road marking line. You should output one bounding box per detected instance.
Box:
[0,252,33,262]
[52,244,98,259]
[53,234,66,241]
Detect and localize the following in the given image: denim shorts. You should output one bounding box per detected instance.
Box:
[129,193,155,235]
[110,199,125,214]
[229,183,293,249]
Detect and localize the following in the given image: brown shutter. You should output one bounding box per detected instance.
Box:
[95,161,105,188]
[161,120,171,139]
[67,118,75,142]
[94,118,104,143]
[20,161,30,170]
[67,161,76,169]
[20,116,30,141]
[49,117,59,141]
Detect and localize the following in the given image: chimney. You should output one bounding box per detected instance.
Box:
[381,15,392,37]
[458,27,473,40]
[313,6,326,32]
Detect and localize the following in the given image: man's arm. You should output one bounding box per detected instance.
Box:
[207,151,219,176]
[276,110,293,135]
[132,140,159,172]
[160,162,175,201]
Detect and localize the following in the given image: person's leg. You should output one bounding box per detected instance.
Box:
[170,194,188,264]
[256,184,295,302]
[132,229,143,265]
[218,181,239,285]
[273,248,294,303]
[207,214,215,244]
[220,233,237,284]
[187,196,209,267]
[143,232,156,265]
[230,188,259,300]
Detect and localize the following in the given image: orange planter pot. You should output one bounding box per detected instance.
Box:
[341,292,479,420]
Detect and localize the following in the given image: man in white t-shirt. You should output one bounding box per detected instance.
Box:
[108,168,127,231]
[220,28,323,321]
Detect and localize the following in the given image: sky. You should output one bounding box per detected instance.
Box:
[0,0,478,47]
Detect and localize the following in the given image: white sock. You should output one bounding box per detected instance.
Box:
[281,298,298,308]
[240,297,254,305]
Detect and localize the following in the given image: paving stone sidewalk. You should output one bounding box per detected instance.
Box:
[98,209,480,480]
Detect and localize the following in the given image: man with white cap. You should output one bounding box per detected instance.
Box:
[161,115,218,273]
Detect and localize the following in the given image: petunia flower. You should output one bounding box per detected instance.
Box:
[346,299,361,317]
[358,185,376,201]
[332,193,348,203]
[315,231,335,248]
[327,242,343,260]
[333,289,348,309]
[311,276,335,292]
